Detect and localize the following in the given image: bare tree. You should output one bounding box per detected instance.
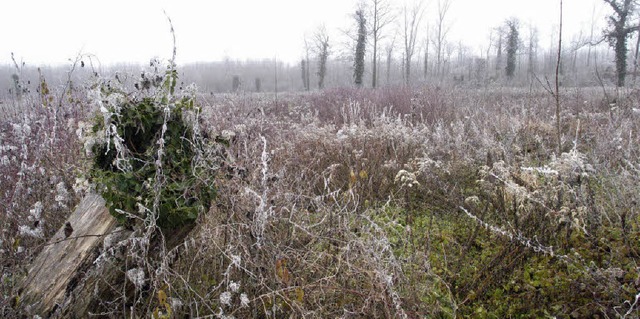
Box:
[556,0,563,155]
[603,0,637,87]
[385,35,397,85]
[527,24,539,76]
[314,26,330,89]
[302,36,312,91]
[569,32,585,73]
[300,59,309,90]
[424,24,430,79]
[445,42,455,74]
[587,3,599,66]
[494,26,504,77]
[456,40,471,79]
[354,9,367,87]
[633,23,640,83]
[485,29,494,78]
[402,0,425,86]
[433,0,453,77]
[368,0,394,88]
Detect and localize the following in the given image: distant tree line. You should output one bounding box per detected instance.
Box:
[2,0,639,98]
[291,0,639,89]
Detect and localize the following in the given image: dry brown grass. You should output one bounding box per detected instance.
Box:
[3,81,640,317]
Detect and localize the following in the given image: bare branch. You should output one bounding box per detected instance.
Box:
[402,0,425,85]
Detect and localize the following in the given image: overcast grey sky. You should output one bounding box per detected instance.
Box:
[1,0,608,66]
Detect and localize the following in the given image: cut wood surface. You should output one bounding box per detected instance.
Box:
[19,193,117,316]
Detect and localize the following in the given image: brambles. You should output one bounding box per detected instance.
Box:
[3,77,640,317]
[86,61,224,230]
[180,86,640,318]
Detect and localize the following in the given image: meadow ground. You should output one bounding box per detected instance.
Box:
[1,77,639,317]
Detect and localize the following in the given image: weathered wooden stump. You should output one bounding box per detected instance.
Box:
[18,193,118,317]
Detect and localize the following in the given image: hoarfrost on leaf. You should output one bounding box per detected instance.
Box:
[549,150,595,184]
[19,201,44,238]
[126,267,146,289]
[240,293,250,307]
[29,201,43,220]
[18,225,43,239]
[221,130,236,141]
[394,169,420,188]
[229,281,240,293]
[73,177,90,194]
[464,196,481,207]
[54,182,69,207]
[170,297,183,310]
[219,291,232,306]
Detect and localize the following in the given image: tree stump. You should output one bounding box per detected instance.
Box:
[18,193,118,317]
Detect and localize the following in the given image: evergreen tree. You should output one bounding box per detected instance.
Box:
[603,0,636,87]
[354,10,367,87]
[315,27,330,89]
[505,20,519,79]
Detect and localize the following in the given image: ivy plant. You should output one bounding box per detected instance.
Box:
[87,61,224,230]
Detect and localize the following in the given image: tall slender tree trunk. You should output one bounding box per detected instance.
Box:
[424,39,429,79]
[372,41,378,88]
[633,25,640,83]
[386,47,393,85]
[616,36,628,87]
[555,0,563,155]
[495,33,503,76]
[305,59,310,91]
[405,54,411,86]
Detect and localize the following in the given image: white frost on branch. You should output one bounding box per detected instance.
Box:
[245,135,273,248]
[520,166,559,175]
[460,206,570,261]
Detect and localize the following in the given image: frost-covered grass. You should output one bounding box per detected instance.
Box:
[0,93,85,314]
[2,80,640,317]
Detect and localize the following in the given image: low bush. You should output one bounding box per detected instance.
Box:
[86,62,225,230]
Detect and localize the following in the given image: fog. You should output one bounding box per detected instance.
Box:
[2,0,605,65]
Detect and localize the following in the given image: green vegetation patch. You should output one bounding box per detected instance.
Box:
[88,67,222,230]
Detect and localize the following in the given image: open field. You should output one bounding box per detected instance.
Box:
[1,71,640,317]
